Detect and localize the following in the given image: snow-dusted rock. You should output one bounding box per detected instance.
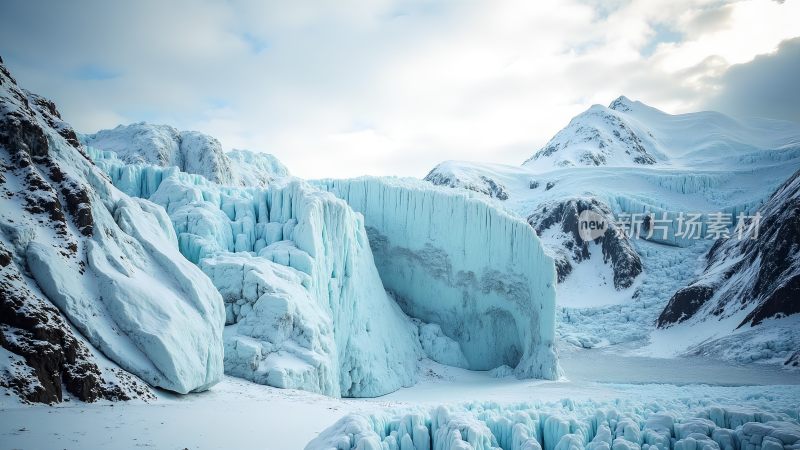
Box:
[425,163,510,200]
[527,198,642,289]
[658,168,800,329]
[0,59,222,400]
[316,177,560,380]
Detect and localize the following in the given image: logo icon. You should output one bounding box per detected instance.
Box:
[578,210,607,241]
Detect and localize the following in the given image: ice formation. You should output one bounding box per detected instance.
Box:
[307,401,800,450]
[316,177,560,380]
[0,59,223,398]
[81,123,289,187]
[90,150,424,397]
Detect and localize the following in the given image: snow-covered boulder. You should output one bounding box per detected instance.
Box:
[0,59,223,401]
[316,177,560,380]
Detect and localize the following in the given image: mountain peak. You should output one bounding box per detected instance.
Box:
[608,95,634,111]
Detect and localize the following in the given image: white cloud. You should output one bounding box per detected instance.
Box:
[1,0,797,178]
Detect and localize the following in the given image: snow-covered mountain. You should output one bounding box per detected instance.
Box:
[82,123,288,187]
[523,95,800,173]
[425,97,800,366]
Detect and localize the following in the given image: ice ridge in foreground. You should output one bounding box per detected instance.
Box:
[307,402,800,450]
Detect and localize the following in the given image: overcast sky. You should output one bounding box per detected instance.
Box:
[1,0,798,178]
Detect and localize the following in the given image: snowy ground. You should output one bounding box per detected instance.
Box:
[2,352,797,449]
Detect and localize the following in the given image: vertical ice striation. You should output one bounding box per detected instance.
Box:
[90,150,422,397]
[316,177,560,380]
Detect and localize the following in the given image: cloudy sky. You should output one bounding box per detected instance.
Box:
[1,0,798,178]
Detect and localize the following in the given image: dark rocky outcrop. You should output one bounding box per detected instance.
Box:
[424,169,509,200]
[0,242,150,403]
[527,198,642,289]
[658,168,800,328]
[0,58,152,403]
[656,285,715,327]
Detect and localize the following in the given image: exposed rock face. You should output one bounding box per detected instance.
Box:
[0,58,153,403]
[786,350,800,368]
[527,198,642,289]
[424,167,509,200]
[658,168,800,328]
[2,57,227,402]
[0,242,151,403]
[656,285,715,326]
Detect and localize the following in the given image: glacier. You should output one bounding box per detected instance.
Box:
[89,149,424,397]
[88,147,562,395]
[422,96,800,366]
[316,177,560,380]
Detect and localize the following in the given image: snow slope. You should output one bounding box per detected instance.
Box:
[316,177,560,380]
[0,59,224,398]
[81,123,288,187]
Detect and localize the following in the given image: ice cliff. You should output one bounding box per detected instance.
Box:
[316,178,560,380]
[0,58,223,401]
[89,150,424,397]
